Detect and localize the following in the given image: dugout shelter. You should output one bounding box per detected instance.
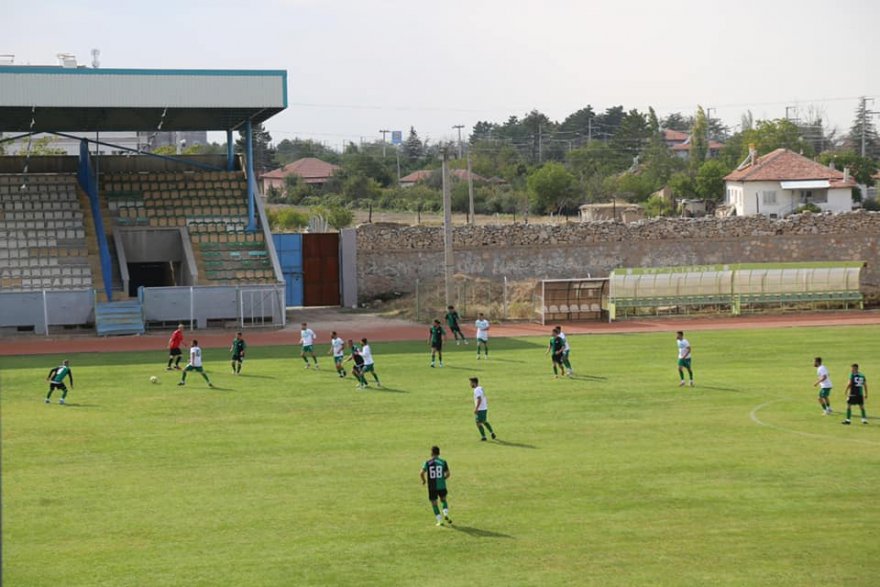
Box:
[0,64,301,334]
[608,262,864,319]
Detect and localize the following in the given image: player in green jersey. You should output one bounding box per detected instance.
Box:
[546,327,566,378]
[230,332,246,374]
[344,339,369,389]
[842,363,868,425]
[445,305,467,345]
[45,359,73,405]
[420,446,452,526]
[429,319,445,368]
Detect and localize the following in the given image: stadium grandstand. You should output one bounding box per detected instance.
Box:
[0,64,289,335]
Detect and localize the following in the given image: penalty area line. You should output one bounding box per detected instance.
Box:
[749,399,880,447]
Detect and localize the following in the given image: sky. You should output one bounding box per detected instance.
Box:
[5,0,879,150]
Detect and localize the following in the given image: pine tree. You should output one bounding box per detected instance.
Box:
[403,126,424,161]
[235,123,276,172]
[847,98,880,160]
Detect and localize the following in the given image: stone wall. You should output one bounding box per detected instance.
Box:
[356,212,880,300]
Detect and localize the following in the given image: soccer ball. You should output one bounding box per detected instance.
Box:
[150,376,158,384]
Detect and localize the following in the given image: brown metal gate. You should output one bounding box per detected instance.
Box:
[302,233,340,306]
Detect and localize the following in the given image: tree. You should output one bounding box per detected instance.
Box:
[610,109,649,167]
[402,126,424,161]
[689,106,709,172]
[661,112,692,131]
[846,98,880,160]
[17,136,65,156]
[741,119,813,158]
[526,162,579,214]
[235,123,276,173]
[275,138,339,166]
[643,193,674,217]
[694,159,730,201]
[817,150,878,186]
[668,172,697,200]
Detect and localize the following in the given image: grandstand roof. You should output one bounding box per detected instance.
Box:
[0,66,287,132]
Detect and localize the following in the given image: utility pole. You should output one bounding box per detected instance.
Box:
[453,124,465,159]
[379,129,390,158]
[467,148,475,225]
[538,124,543,163]
[440,145,454,307]
[859,97,877,158]
[588,118,592,144]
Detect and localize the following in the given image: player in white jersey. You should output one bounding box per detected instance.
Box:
[470,377,497,441]
[557,325,573,376]
[329,331,346,378]
[360,338,382,387]
[474,313,490,360]
[299,322,319,369]
[676,331,693,387]
[179,340,213,387]
[813,357,833,415]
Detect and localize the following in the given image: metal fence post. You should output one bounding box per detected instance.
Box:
[42,290,49,336]
[190,286,195,330]
[504,276,509,320]
[416,278,420,322]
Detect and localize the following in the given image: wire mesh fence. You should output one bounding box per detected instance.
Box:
[383,274,539,323]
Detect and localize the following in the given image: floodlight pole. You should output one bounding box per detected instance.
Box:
[245,119,257,232]
[441,146,455,307]
[226,129,235,171]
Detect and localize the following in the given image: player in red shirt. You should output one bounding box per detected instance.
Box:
[167,323,185,370]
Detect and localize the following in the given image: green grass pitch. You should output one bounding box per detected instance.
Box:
[2,326,879,586]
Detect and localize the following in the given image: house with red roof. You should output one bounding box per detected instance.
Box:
[724,148,857,217]
[261,158,340,193]
[663,129,723,159]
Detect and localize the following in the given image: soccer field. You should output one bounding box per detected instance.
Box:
[2,326,879,586]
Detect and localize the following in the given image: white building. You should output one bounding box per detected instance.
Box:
[724,148,856,217]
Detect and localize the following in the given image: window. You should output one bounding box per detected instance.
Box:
[810,190,828,204]
[762,190,777,205]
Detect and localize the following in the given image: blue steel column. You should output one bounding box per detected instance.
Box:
[226,129,234,171]
[245,120,257,232]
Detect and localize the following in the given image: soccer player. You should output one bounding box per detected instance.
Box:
[445,305,467,345]
[842,363,868,425]
[429,319,445,368]
[360,338,382,387]
[474,313,490,360]
[178,339,213,387]
[45,359,73,405]
[299,322,319,369]
[329,331,346,378]
[167,323,185,370]
[813,357,833,415]
[557,325,574,376]
[546,327,566,378]
[676,331,694,387]
[344,339,369,389]
[470,377,497,441]
[230,332,246,374]
[420,445,452,526]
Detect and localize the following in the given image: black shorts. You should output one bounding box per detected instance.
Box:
[428,487,448,501]
[50,382,67,392]
[552,354,564,364]
[450,325,462,333]
[432,343,442,351]
[169,347,182,357]
[847,395,864,406]
[232,354,244,362]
